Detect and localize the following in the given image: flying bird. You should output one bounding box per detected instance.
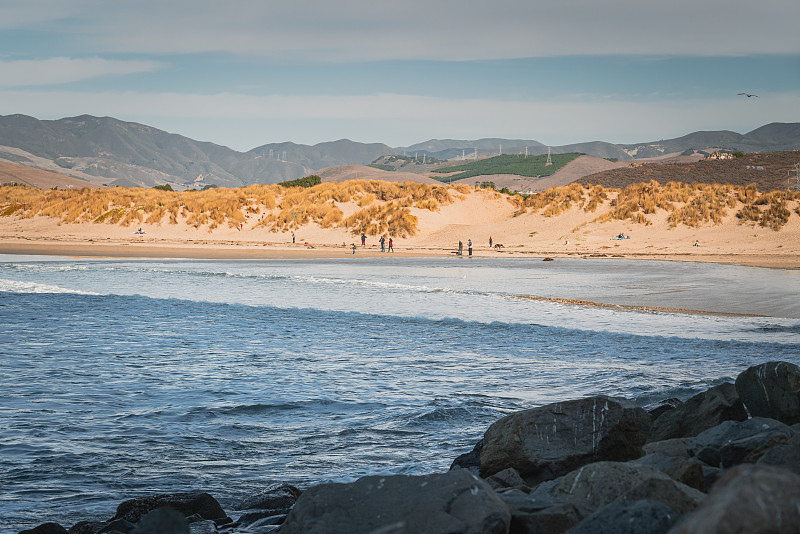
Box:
[738,93,758,98]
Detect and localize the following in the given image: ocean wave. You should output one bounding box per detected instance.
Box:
[0,279,98,295]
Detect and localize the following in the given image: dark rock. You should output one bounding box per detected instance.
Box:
[566,500,677,534]
[632,453,705,491]
[701,465,721,492]
[130,509,189,534]
[526,461,673,514]
[68,522,106,534]
[279,468,510,534]
[688,417,793,468]
[450,439,482,475]
[510,502,585,534]
[485,467,529,492]
[188,521,216,534]
[735,361,800,425]
[19,524,69,534]
[647,383,747,443]
[615,476,704,515]
[757,438,800,474]
[97,520,134,534]
[114,492,228,525]
[642,438,692,459]
[647,398,683,421]
[480,396,651,484]
[669,464,800,533]
[233,483,300,513]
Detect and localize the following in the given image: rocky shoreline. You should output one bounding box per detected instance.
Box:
[20,361,800,534]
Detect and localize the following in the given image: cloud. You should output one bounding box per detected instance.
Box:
[1,89,797,148]
[0,57,163,87]
[5,0,800,60]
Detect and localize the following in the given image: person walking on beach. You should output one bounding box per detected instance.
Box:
[361,233,367,246]
[468,239,472,257]
[292,232,295,244]
[352,243,357,254]
[489,236,493,248]
[380,235,386,252]
[388,237,394,252]
[458,240,463,256]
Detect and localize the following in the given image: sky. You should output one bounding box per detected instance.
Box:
[0,0,798,152]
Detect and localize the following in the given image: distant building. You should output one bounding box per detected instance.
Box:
[707,152,735,160]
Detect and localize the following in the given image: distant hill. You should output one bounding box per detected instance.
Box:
[0,114,798,190]
[0,160,99,189]
[249,139,394,171]
[577,151,800,191]
[0,115,307,189]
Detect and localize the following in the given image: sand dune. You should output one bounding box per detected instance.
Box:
[1,183,798,269]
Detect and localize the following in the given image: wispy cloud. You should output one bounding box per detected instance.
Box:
[0,57,163,87]
[4,0,799,60]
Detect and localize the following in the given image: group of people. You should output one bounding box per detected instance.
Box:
[456,239,473,256]
[353,234,393,253]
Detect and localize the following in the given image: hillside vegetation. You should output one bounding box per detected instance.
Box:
[432,153,582,181]
[578,151,799,191]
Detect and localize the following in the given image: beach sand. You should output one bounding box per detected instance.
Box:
[1,188,798,269]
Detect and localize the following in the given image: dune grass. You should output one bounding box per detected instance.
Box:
[2,179,799,237]
[0,180,453,238]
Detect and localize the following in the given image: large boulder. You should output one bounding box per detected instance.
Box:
[688,417,793,468]
[669,465,800,533]
[234,483,300,512]
[632,453,705,491]
[279,468,510,534]
[526,462,674,515]
[566,500,677,534]
[647,383,747,443]
[735,361,800,425]
[113,492,228,525]
[480,396,651,483]
[18,524,69,534]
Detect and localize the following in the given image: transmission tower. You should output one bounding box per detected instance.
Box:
[545,146,553,166]
[789,163,800,191]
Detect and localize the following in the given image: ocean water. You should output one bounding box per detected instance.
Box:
[1,254,799,532]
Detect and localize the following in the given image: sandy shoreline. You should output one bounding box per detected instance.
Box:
[1,238,797,270]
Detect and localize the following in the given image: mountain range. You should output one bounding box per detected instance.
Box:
[0,114,798,189]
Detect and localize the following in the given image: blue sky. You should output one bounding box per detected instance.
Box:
[0,0,798,151]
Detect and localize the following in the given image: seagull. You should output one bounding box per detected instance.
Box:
[738,93,758,98]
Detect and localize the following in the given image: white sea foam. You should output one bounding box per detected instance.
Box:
[0,278,99,295]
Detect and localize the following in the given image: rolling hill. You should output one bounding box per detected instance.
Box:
[0,114,798,190]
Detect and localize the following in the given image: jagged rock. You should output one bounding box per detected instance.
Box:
[566,500,677,534]
[632,453,705,491]
[279,468,510,534]
[647,383,747,443]
[735,361,800,425]
[234,483,300,513]
[526,462,673,515]
[647,398,684,421]
[67,521,106,534]
[614,477,705,515]
[485,467,529,492]
[130,509,189,534]
[669,465,800,533]
[688,417,793,468]
[450,439,482,475]
[113,492,228,525]
[480,396,651,483]
[643,438,692,459]
[19,524,69,534]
